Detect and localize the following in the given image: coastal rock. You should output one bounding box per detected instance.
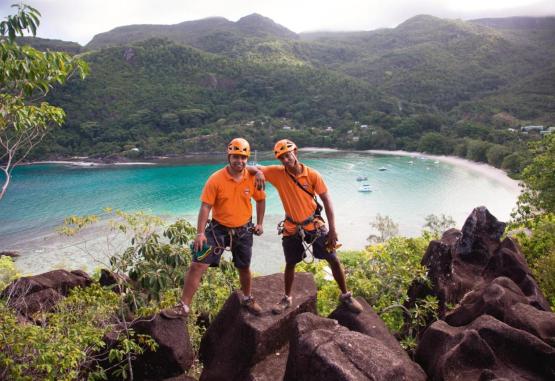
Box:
[130,314,194,381]
[416,315,555,381]
[161,375,197,381]
[0,251,20,258]
[99,268,131,294]
[482,237,551,310]
[9,288,63,316]
[238,344,289,381]
[329,297,413,360]
[420,206,550,315]
[284,312,427,381]
[455,206,506,261]
[199,272,317,381]
[0,269,92,315]
[445,276,555,346]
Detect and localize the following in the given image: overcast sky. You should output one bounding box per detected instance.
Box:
[1,0,554,45]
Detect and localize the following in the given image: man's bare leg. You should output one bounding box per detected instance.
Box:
[238,267,252,297]
[238,267,262,315]
[327,256,347,294]
[180,262,210,305]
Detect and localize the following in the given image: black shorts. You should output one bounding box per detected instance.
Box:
[192,221,253,269]
[282,228,337,265]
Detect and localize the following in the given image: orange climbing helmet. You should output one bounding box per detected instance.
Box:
[274,139,297,159]
[227,138,250,157]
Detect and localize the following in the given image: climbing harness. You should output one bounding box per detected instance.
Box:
[192,219,254,261]
[276,169,327,264]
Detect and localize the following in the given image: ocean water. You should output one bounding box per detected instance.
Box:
[0,151,519,274]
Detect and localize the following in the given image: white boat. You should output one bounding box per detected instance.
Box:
[408,161,414,165]
[378,167,387,171]
[358,184,372,192]
[356,175,368,181]
[434,160,440,164]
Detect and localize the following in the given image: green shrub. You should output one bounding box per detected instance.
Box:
[0,256,21,291]
[0,284,156,380]
[510,213,555,310]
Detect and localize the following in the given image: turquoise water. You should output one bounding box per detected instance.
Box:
[0,151,519,274]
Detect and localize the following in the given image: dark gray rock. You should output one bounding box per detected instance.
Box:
[199,272,317,381]
[285,313,427,381]
[239,344,289,381]
[446,277,555,346]
[419,207,550,316]
[0,269,92,316]
[329,297,410,359]
[416,315,555,381]
[99,268,131,294]
[130,314,194,381]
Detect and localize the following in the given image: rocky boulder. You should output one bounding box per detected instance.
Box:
[130,314,194,380]
[199,272,317,381]
[0,269,92,315]
[416,314,555,381]
[445,276,555,346]
[99,268,131,294]
[285,312,427,381]
[420,206,550,315]
[329,297,412,360]
[100,314,193,381]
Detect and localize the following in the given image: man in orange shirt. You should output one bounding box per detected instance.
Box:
[249,139,363,314]
[162,138,265,319]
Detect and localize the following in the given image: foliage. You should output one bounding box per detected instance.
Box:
[0,3,88,200]
[510,213,555,310]
[514,134,555,222]
[299,236,438,350]
[0,255,20,291]
[367,213,399,243]
[0,283,156,381]
[422,213,456,239]
[9,13,550,175]
[59,209,241,376]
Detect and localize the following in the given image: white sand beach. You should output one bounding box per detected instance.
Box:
[367,150,521,193]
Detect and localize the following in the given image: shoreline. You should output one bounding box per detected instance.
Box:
[6,149,522,275]
[23,160,156,167]
[25,148,521,192]
[366,150,521,193]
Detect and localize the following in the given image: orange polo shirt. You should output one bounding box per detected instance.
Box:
[261,164,328,235]
[200,167,265,228]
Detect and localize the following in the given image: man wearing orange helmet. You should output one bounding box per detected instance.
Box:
[162,138,265,319]
[248,139,363,314]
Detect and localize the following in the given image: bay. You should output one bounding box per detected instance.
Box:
[0,150,519,275]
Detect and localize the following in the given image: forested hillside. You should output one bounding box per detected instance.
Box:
[18,13,555,173]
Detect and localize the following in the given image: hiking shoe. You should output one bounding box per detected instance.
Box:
[339,292,363,313]
[242,296,263,316]
[160,301,189,319]
[272,295,292,315]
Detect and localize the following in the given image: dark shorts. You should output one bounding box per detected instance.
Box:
[282,228,337,265]
[192,221,253,269]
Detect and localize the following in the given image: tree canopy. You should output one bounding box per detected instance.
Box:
[0,3,88,200]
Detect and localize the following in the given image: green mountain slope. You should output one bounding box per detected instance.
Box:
[16,13,553,162]
[38,39,396,157]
